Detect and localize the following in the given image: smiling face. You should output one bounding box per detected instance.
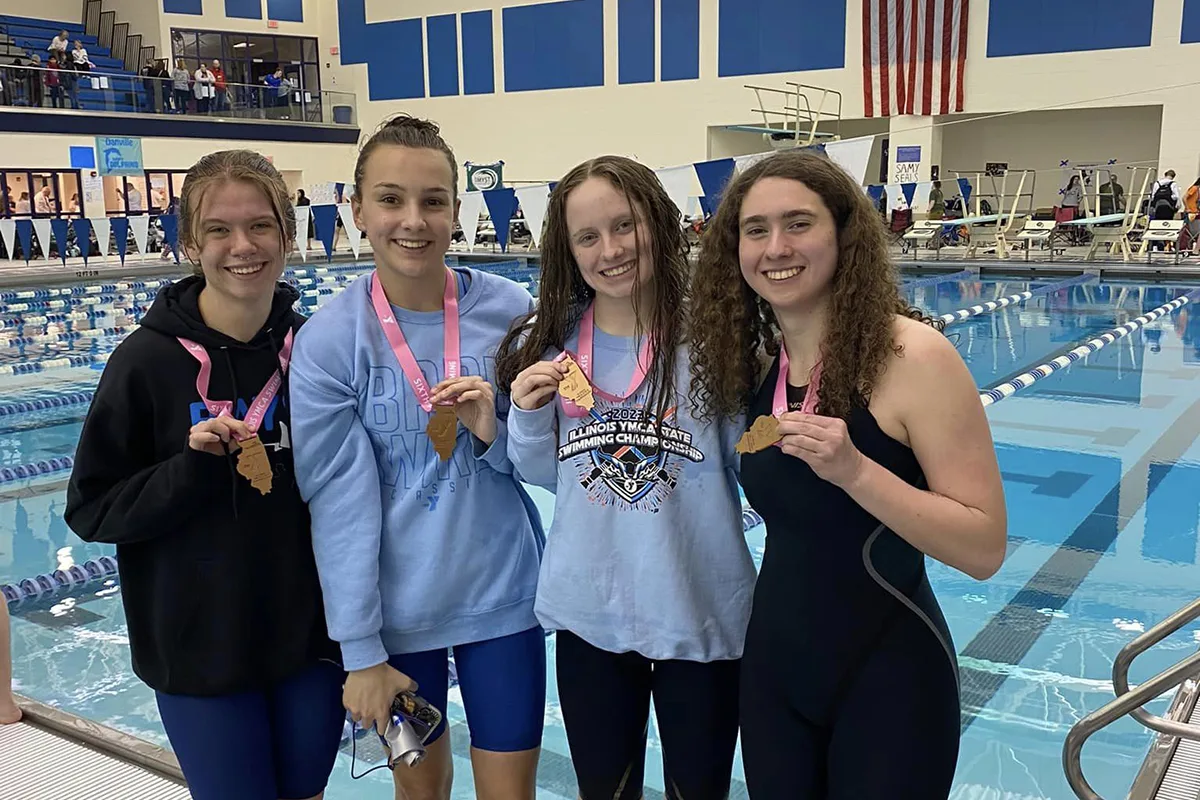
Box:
[187,179,287,305]
[564,176,654,306]
[738,176,840,314]
[352,145,458,282]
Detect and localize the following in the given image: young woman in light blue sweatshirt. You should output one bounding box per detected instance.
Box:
[495,155,756,800]
[288,115,546,800]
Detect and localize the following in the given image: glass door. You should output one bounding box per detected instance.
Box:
[30,171,59,216]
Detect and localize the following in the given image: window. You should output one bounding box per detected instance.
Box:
[171,28,322,111]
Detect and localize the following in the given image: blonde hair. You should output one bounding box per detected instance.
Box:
[178,149,296,275]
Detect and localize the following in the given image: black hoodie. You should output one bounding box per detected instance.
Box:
[65,276,339,696]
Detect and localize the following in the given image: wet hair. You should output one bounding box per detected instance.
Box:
[688,150,940,421]
[178,149,296,276]
[354,114,458,200]
[495,155,689,430]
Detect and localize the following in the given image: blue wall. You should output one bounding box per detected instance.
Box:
[661,0,698,81]
[163,0,203,14]
[427,15,460,97]
[502,0,604,92]
[1184,0,1200,42]
[368,19,425,100]
[267,0,303,22]
[718,0,846,77]
[618,0,654,84]
[987,0,1155,56]
[225,0,262,20]
[461,11,495,95]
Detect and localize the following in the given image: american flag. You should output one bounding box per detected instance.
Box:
[862,0,968,118]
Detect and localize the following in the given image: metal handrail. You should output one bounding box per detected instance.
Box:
[1064,652,1200,799]
[1112,597,1200,740]
[1063,596,1200,800]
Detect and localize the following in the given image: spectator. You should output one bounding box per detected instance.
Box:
[46,56,63,108]
[928,180,945,219]
[33,186,54,216]
[48,29,69,63]
[1150,170,1182,221]
[171,59,190,114]
[26,55,44,107]
[152,60,171,112]
[126,184,143,213]
[141,59,158,112]
[1061,175,1083,218]
[71,41,91,77]
[210,59,228,113]
[193,63,216,113]
[14,192,30,215]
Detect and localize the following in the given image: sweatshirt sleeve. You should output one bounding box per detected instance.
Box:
[290,328,389,672]
[65,345,230,545]
[505,403,558,492]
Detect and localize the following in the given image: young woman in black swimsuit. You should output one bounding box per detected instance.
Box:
[689,150,1007,799]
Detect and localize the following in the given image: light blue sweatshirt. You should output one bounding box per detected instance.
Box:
[290,268,544,671]
[507,326,755,662]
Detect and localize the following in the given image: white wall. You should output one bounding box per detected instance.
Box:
[101,0,164,56]
[0,0,84,24]
[1,132,358,187]
[940,107,1163,209]
[160,0,322,64]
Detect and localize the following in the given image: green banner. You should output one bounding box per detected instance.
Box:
[466,162,504,192]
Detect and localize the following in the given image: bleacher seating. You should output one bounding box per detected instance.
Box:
[0,14,144,113]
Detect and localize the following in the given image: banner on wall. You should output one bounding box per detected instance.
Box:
[466,162,504,192]
[95,137,144,176]
[81,170,105,218]
[893,145,921,184]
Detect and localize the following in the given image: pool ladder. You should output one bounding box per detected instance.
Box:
[1064,596,1200,799]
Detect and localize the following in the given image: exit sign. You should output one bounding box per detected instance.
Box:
[330,46,339,55]
[267,19,279,28]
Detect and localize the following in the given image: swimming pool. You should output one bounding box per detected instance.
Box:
[3,265,1199,799]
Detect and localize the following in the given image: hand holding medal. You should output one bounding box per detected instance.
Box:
[734,346,819,456]
[429,376,498,452]
[510,360,569,412]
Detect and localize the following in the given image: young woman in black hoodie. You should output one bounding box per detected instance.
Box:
[65,150,344,800]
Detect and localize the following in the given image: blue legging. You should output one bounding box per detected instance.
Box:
[156,659,346,800]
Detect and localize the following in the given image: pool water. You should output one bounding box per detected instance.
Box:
[3,267,1200,799]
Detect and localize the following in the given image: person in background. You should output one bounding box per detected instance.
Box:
[141,59,158,113]
[126,184,143,214]
[153,59,172,113]
[294,188,311,249]
[67,193,80,215]
[211,59,228,113]
[1101,173,1125,214]
[14,192,30,215]
[46,56,63,109]
[1061,175,1083,218]
[34,186,53,216]
[1150,170,1182,220]
[0,602,20,724]
[1184,178,1200,256]
[65,149,345,800]
[48,30,69,63]
[172,59,191,115]
[70,41,91,77]
[26,55,44,108]
[194,63,215,113]
[927,180,945,220]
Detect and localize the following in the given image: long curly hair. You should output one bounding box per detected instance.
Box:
[495,155,690,427]
[688,150,940,421]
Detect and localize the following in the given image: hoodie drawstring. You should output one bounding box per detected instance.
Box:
[222,347,241,519]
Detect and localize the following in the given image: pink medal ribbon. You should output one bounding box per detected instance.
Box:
[178,329,295,439]
[369,268,460,412]
[558,303,653,418]
[773,343,821,419]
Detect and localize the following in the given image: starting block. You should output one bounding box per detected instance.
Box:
[902,219,945,259]
[1138,220,1188,264]
[1014,219,1060,261]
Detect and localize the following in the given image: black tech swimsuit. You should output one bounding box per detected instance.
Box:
[738,355,961,799]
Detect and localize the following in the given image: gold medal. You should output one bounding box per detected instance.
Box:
[735,415,782,454]
[235,435,274,494]
[558,354,595,411]
[426,405,459,461]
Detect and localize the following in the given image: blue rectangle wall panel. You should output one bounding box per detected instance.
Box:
[267,0,303,23]
[367,19,425,100]
[225,0,262,20]
[502,0,604,92]
[618,0,654,84]
[163,0,203,14]
[661,0,698,81]
[717,0,845,77]
[987,0,1154,56]
[461,10,495,94]
[426,14,460,97]
[1184,0,1200,42]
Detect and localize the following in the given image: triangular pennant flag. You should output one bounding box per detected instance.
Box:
[885,184,903,211]
[0,219,16,262]
[693,158,737,209]
[655,165,698,218]
[128,216,150,259]
[337,203,363,259]
[957,178,972,204]
[901,183,917,206]
[32,219,52,261]
[90,217,110,263]
[110,217,130,264]
[912,182,933,214]
[72,219,92,265]
[866,185,885,205]
[334,182,346,202]
[824,135,876,186]
[160,214,180,264]
[311,204,338,261]
[514,185,551,247]
[294,205,310,262]
[733,152,772,174]
[698,194,715,217]
[15,220,33,263]
[50,218,71,264]
[548,182,558,193]
[458,192,484,252]
[482,188,518,252]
